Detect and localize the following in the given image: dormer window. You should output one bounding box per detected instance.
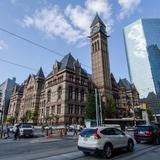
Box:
[53,61,60,73]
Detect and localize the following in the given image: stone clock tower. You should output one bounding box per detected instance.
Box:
[90,14,112,105]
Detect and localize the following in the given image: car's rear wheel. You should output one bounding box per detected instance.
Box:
[136,140,140,144]
[83,151,90,155]
[127,140,134,152]
[103,144,113,159]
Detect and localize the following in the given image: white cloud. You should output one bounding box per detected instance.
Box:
[66,0,113,35]
[22,0,113,46]
[127,23,147,58]
[118,0,141,20]
[0,40,8,50]
[23,6,82,43]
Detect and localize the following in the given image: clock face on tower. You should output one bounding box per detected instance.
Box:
[91,26,98,33]
[100,26,106,34]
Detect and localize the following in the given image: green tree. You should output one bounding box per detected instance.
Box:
[105,97,116,118]
[6,116,15,124]
[85,92,96,119]
[20,111,34,123]
[25,110,33,122]
[135,108,142,119]
[31,111,38,123]
[147,109,154,122]
[20,115,28,123]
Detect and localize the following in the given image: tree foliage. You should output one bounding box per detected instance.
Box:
[85,92,96,119]
[6,116,15,124]
[105,97,116,118]
[147,109,154,122]
[135,108,142,119]
[20,110,37,123]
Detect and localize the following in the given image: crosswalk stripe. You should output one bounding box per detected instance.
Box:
[38,151,84,160]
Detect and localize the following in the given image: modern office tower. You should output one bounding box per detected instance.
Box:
[0,77,16,119]
[124,19,160,98]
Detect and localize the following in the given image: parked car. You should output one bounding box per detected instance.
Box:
[78,126,134,159]
[154,123,160,129]
[134,125,160,144]
[19,123,34,137]
[125,127,135,136]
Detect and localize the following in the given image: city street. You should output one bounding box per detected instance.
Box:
[0,134,160,160]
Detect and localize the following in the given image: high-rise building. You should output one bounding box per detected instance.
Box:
[0,77,16,119]
[124,19,160,98]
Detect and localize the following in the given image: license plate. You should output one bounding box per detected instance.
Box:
[139,131,144,135]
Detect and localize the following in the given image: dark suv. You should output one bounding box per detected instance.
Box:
[134,125,160,144]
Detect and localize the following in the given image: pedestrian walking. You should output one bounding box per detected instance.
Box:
[14,124,20,140]
[3,123,9,139]
[73,124,77,136]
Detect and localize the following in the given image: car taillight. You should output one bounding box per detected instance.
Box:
[93,128,101,139]
[145,131,152,136]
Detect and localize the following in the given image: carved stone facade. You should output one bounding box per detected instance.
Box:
[18,68,45,123]
[38,54,93,125]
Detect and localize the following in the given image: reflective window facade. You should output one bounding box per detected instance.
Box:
[124,19,160,98]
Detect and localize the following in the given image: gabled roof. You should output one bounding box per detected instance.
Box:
[60,53,75,70]
[36,67,45,78]
[17,84,24,93]
[14,84,24,94]
[118,78,132,90]
[111,73,119,88]
[46,53,88,78]
[90,13,106,27]
[46,71,53,78]
[24,74,31,83]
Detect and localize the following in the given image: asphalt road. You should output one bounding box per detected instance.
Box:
[0,134,160,160]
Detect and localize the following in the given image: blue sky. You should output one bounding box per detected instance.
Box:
[0,0,160,84]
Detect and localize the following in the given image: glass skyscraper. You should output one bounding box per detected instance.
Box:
[124,19,160,98]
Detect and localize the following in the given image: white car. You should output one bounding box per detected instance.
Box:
[78,126,134,159]
[19,123,34,137]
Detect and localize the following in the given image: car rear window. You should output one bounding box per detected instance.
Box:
[80,129,96,136]
[21,124,32,128]
[136,126,150,131]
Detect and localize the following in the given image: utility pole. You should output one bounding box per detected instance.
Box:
[99,92,103,126]
[95,88,99,126]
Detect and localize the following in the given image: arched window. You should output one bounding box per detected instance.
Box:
[57,86,62,99]
[81,89,85,102]
[68,86,73,100]
[75,88,79,101]
[47,90,51,102]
